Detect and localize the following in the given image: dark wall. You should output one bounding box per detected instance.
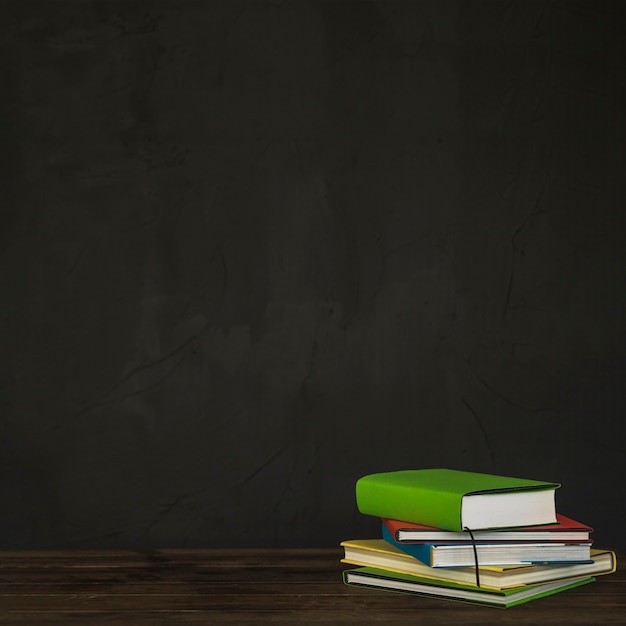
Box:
[1,0,625,550]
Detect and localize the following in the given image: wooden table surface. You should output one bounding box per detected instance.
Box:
[0,548,623,624]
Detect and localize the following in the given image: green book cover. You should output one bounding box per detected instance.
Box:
[355,468,559,531]
[342,566,594,608]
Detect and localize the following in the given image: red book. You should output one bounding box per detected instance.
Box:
[383,514,593,544]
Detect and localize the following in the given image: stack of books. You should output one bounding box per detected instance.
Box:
[340,468,617,608]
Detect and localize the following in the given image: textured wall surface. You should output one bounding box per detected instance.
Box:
[1,0,625,550]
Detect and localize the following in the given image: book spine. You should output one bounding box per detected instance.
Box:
[381,524,434,565]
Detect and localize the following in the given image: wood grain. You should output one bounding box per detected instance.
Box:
[0,549,623,624]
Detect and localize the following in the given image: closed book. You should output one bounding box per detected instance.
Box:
[343,567,595,608]
[381,523,592,567]
[383,514,593,544]
[340,538,616,590]
[356,468,559,531]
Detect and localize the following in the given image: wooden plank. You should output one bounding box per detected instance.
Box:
[0,584,618,611]
[3,608,626,626]
[0,576,622,598]
[0,549,342,566]
[0,549,622,625]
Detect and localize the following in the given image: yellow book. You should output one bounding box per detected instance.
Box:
[341,538,616,591]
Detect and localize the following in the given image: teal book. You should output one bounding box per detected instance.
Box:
[342,566,594,608]
[356,468,559,531]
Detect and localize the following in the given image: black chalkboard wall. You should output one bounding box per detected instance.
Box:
[1,0,625,551]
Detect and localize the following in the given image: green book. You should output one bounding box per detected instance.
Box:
[342,566,594,608]
[355,468,559,531]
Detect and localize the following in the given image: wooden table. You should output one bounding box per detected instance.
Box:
[0,548,623,624]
